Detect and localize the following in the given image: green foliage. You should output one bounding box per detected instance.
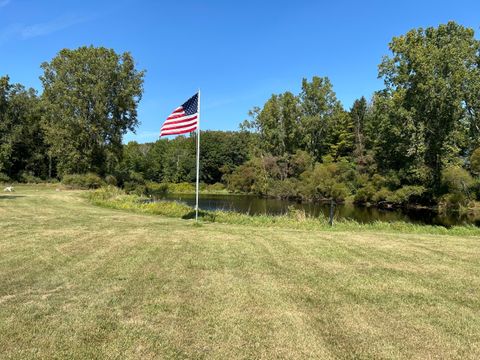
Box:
[298,157,354,201]
[200,131,250,183]
[225,159,264,194]
[141,182,227,197]
[88,186,198,218]
[166,182,196,193]
[470,148,480,175]
[442,165,474,194]
[115,131,251,186]
[469,178,480,201]
[354,184,376,204]
[41,46,145,176]
[387,186,427,205]
[87,184,125,200]
[245,76,348,161]
[371,187,393,203]
[18,171,43,184]
[440,165,474,208]
[299,77,345,160]
[288,150,314,177]
[268,178,300,199]
[0,173,11,183]
[351,97,368,168]
[441,192,469,210]
[251,92,302,156]
[62,173,105,189]
[226,152,314,199]
[0,76,49,180]
[3,22,480,215]
[104,175,117,186]
[144,182,169,196]
[208,182,225,191]
[87,186,480,236]
[379,21,480,190]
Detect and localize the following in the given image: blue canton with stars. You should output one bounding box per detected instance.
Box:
[182,93,199,115]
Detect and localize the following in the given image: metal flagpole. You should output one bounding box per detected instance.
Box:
[195,90,201,221]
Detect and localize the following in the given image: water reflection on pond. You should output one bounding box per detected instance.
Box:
[155,193,480,227]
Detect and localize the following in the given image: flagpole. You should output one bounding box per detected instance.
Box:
[195,89,201,221]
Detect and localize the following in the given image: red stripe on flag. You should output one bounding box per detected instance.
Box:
[160,93,199,137]
[167,112,186,120]
[160,126,197,136]
[162,115,197,127]
[162,120,198,131]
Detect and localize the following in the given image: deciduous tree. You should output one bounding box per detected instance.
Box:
[41,46,145,175]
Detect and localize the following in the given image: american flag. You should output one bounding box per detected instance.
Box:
[160,93,199,136]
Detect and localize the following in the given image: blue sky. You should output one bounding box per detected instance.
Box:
[1,0,479,143]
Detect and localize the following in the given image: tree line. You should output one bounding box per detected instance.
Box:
[227,22,480,208]
[1,22,480,208]
[1,46,144,180]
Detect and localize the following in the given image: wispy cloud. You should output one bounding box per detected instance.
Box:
[124,131,160,143]
[204,98,236,111]
[0,14,93,43]
[0,0,11,8]
[20,14,91,39]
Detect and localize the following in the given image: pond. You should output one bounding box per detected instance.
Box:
[156,193,480,227]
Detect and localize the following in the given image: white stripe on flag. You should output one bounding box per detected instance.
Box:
[161,118,198,131]
[167,111,186,120]
[163,113,198,125]
[160,124,198,135]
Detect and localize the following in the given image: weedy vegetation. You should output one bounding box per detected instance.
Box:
[88,186,480,236]
[2,185,480,359]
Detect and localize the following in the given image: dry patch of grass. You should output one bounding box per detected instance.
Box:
[0,185,479,359]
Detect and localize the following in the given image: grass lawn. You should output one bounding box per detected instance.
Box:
[1,185,479,359]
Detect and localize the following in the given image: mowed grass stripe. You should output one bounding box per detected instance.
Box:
[0,185,479,359]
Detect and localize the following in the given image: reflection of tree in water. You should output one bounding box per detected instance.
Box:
[156,193,474,227]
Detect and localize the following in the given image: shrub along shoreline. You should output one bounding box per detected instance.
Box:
[86,186,480,236]
[6,170,479,216]
[59,172,480,215]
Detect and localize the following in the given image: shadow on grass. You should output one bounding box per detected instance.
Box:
[0,195,25,200]
[181,210,216,221]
